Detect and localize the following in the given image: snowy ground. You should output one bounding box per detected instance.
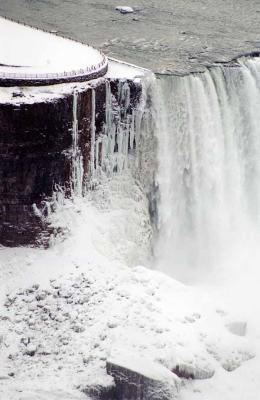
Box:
[0,58,145,105]
[0,171,259,400]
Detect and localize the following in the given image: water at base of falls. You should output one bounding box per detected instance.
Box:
[154,57,260,281]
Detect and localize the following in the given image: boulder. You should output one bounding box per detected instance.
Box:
[115,6,134,14]
[106,353,180,400]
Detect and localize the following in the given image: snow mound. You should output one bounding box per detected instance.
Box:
[0,157,258,400]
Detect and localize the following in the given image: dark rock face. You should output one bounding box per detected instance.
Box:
[0,96,73,246]
[0,78,142,247]
[106,359,179,400]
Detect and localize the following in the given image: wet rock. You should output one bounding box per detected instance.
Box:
[106,354,180,400]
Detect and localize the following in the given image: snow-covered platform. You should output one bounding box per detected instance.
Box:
[0,17,149,247]
[0,17,108,85]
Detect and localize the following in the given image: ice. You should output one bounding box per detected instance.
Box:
[72,91,83,196]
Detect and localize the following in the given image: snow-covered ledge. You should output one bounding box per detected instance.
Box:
[0,17,108,86]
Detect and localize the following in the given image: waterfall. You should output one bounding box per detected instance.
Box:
[154,57,260,280]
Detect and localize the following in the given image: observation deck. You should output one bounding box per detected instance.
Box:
[0,17,108,86]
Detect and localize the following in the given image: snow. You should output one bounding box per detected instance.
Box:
[106,57,148,79]
[0,58,146,105]
[0,37,260,400]
[0,170,258,400]
[108,352,180,383]
[0,17,106,80]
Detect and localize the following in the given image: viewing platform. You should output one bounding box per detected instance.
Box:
[0,16,108,86]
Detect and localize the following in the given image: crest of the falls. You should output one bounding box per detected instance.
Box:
[154,57,260,281]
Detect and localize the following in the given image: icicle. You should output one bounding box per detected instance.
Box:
[72,90,83,196]
[90,88,96,177]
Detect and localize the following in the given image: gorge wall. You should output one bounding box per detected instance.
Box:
[0,74,145,247]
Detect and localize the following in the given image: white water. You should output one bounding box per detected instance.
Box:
[155,57,260,281]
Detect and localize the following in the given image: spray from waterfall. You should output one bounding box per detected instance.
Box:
[154,57,260,281]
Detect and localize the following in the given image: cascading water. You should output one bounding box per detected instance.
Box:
[154,57,260,281]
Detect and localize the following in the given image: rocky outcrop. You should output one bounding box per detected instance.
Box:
[0,76,143,247]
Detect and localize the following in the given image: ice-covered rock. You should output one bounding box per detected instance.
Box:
[172,362,215,380]
[115,6,134,14]
[106,353,180,400]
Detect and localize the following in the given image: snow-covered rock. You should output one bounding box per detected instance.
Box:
[107,353,180,400]
[115,6,134,14]
[24,344,37,357]
[172,362,215,380]
[79,379,116,400]
[0,173,259,400]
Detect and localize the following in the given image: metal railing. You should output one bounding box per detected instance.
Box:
[0,56,108,81]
